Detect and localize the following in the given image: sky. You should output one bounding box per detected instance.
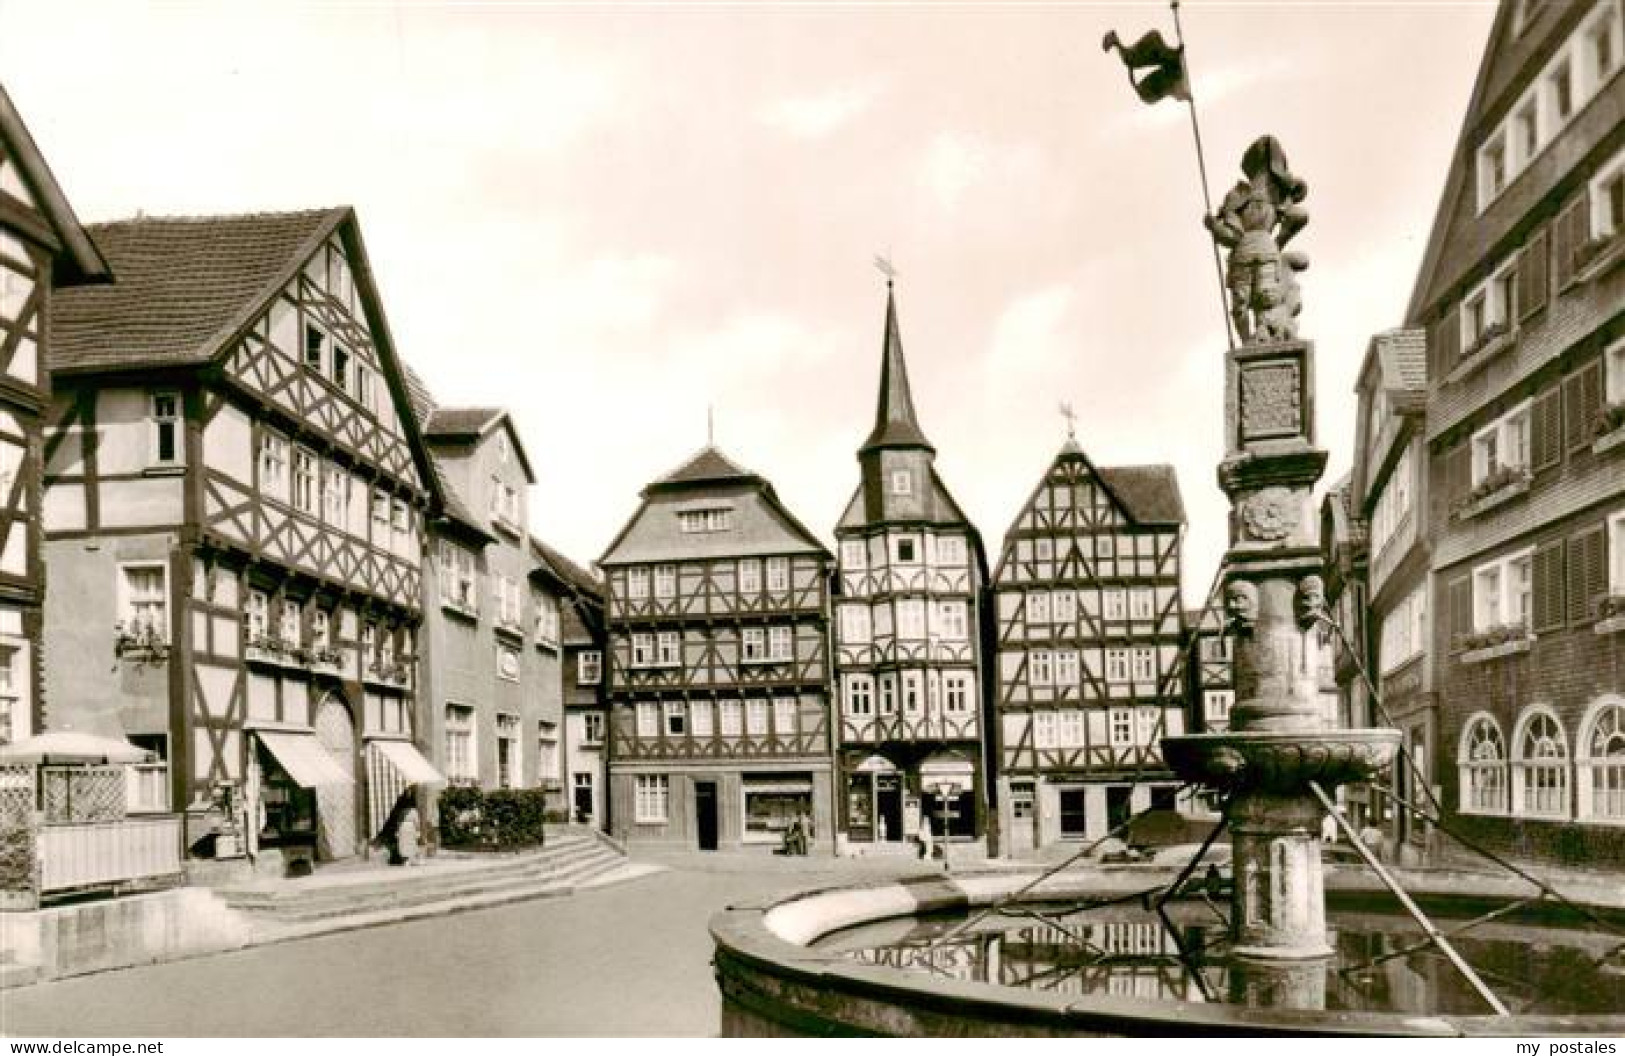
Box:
[0,1,1497,601]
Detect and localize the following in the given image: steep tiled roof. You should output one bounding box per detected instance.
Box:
[425,407,504,439]
[1098,464,1185,526]
[530,535,601,599]
[1373,328,1428,414]
[651,445,758,489]
[50,209,342,374]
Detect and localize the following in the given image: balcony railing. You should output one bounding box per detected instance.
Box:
[38,815,183,895]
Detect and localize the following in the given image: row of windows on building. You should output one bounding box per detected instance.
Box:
[435,543,559,644]
[632,696,801,739]
[1029,705,1170,750]
[839,671,975,718]
[255,429,417,560]
[1453,342,1622,501]
[443,704,561,787]
[1004,534,1172,579]
[1476,1,1621,209]
[626,626,798,668]
[1458,698,1625,822]
[1016,646,1166,687]
[838,600,970,643]
[838,533,968,570]
[1004,587,1167,624]
[1455,506,1624,644]
[625,556,794,600]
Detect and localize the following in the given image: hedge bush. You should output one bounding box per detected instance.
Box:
[437,785,549,850]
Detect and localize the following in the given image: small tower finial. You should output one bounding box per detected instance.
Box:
[707,404,715,447]
[1059,401,1078,440]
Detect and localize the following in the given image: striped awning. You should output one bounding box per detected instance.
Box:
[257,731,352,789]
[368,739,445,787]
[919,753,975,793]
[743,777,813,795]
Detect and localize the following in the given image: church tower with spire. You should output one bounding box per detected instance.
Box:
[831,280,991,854]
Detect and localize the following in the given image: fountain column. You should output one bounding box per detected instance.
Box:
[1161,136,1399,979]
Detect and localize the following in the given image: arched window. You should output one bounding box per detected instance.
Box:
[1577,697,1625,823]
[1458,713,1508,815]
[1512,707,1569,819]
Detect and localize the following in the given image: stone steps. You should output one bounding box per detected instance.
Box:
[218,831,628,924]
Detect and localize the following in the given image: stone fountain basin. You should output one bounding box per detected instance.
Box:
[710,864,1625,1037]
[1161,729,1403,795]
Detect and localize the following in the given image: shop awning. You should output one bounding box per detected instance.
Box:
[257,731,353,789]
[368,739,445,787]
[853,754,897,774]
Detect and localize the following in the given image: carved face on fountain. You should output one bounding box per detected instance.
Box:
[1225,580,1259,634]
[1295,575,1326,630]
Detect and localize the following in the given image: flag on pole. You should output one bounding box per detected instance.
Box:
[1102,28,1191,105]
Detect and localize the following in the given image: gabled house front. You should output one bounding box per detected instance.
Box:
[45,207,443,868]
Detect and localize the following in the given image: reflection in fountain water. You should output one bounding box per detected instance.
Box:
[813,903,1625,1017]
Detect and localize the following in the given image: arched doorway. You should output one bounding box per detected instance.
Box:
[314,693,359,860]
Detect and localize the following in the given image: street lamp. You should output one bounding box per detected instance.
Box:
[932,779,961,871]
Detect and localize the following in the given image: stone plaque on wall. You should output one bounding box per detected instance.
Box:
[1240,361,1302,440]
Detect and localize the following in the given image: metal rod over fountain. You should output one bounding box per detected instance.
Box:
[1158,134,1402,1000]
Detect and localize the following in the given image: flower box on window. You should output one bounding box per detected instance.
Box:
[308,646,345,675]
[245,634,303,668]
[1593,402,1625,455]
[1452,464,1532,521]
[1460,320,1511,364]
[1572,231,1624,284]
[1595,595,1625,635]
[113,621,169,665]
[365,657,414,690]
[1459,623,1534,663]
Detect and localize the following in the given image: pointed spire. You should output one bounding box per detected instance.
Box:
[860,282,934,454]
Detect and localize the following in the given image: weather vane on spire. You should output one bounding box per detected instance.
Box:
[872,253,897,288]
[1058,401,1078,440]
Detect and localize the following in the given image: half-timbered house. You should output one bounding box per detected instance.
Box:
[831,284,991,852]
[0,86,111,746]
[991,437,1187,854]
[43,208,443,866]
[600,445,834,850]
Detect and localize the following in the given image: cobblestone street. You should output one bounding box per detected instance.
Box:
[1,855,934,1037]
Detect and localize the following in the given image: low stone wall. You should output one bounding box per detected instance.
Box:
[710,865,1625,1038]
[1,886,253,985]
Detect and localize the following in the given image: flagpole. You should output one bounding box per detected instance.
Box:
[1170,0,1237,352]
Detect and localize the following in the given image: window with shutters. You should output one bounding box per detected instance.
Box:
[1469,401,1531,486]
[1447,574,1473,651]
[1554,196,1592,290]
[1569,358,1607,452]
[1459,261,1516,357]
[1610,510,1625,598]
[1530,388,1564,471]
[1430,310,1461,376]
[1472,551,1532,635]
[1568,525,1608,623]
[1607,337,1625,406]
[1517,228,1549,321]
[1531,540,1567,633]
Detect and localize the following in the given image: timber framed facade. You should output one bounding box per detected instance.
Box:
[831,285,992,853]
[0,86,111,747]
[600,445,834,851]
[43,208,443,866]
[990,439,1188,854]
